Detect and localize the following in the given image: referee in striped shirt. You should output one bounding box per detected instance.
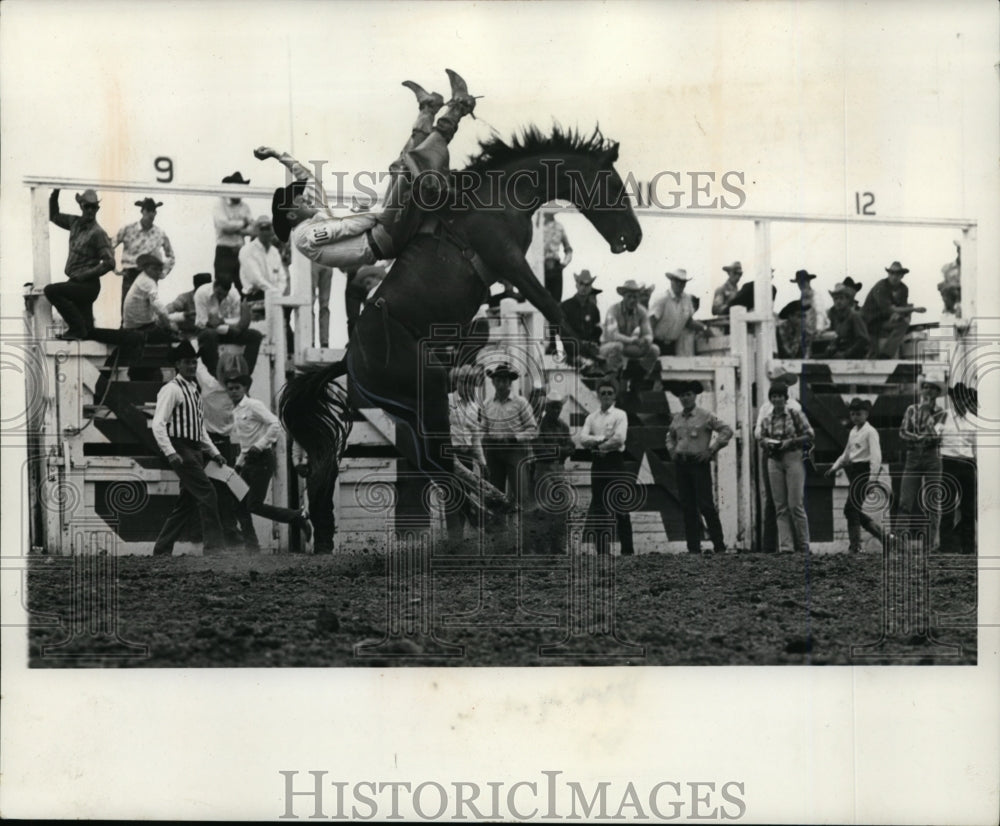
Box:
[151,340,228,555]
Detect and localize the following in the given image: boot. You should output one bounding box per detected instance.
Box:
[847,522,862,553]
[405,69,477,174]
[399,81,444,152]
[401,80,444,114]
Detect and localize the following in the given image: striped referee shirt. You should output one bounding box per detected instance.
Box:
[151,375,220,459]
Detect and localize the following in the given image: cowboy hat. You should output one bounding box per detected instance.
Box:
[665,269,691,282]
[885,261,909,275]
[543,392,566,407]
[223,374,253,388]
[790,269,816,283]
[848,397,872,412]
[254,214,273,229]
[193,272,213,288]
[777,299,803,320]
[920,378,945,395]
[271,180,307,242]
[134,197,163,211]
[574,269,596,285]
[168,340,198,362]
[486,362,519,379]
[221,171,250,185]
[75,189,100,206]
[767,365,800,387]
[616,279,644,295]
[829,282,853,297]
[842,277,863,294]
[667,379,704,396]
[722,261,743,274]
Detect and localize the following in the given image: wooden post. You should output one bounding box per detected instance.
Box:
[30,186,53,334]
[267,291,289,552]
[713,364,739,549]
[729,306,752,550]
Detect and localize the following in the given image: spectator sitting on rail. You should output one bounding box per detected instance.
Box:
[599,279,660,377]
[224,374,312,553]
[256,70,477,270]
[638,283,655,310]
[239,216,287,299]
[194,272,264,379]
[559,269,603,362]
[44,188,116,341]
[166,272,213,336]
[120,253,177,334]
[712,261,744,316]
[778,270,820,359]
[648,269,709,357]
[214,172,255,294]
[862,261,926,359]
[114,197,175,315]
[824,282,870,359]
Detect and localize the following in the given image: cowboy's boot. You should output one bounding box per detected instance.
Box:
[847,522,862,553]
[399,81,444,156]
[405,69,477,176]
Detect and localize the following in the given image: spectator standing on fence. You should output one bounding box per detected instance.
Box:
[151,341,228,556]
[825,282,870,359]
[579,377,635,556]
[542,212,573,354]
[898,378,947,548]
[559,270,603,360]
[530,393,575,554]
[194,273,264,379]
[649,269,708,357]
[666,380,733,554]
[214,172,255,293]
[166,272,213,336]
[939,383,977,555]
[862,261,926,359]
[599,279,660,376]
[44,189,116,341]
[482,363,538,521]
[712,261,744,316]
[825,398,886,552]
[114,197,175,314]
[758,383,814,554]
[225,375,312,551]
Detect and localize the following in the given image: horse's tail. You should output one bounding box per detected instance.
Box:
[279,362,353,480]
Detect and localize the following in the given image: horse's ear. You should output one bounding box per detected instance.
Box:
[602,142,620,165]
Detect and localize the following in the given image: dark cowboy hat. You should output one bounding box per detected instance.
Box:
[948,382,978,416]
[221,171,250,185]
[193,272,213,288]
[271,180,307,243]
[848,397,872,412]
[168,340,198,362]
[486,362,519,379]
[135,252,164,270]
[790,269,816,284]
[667,379,704,396]
[778,299,803,320]
[616,278,644,294]
[543,392,566,407]
[722,260,743,274]
[574,269,596,285]
[75,189,100,206]
[224,374,253,388]
[842,277,863,294]
[134,197,163,211]
[885,261,909,275]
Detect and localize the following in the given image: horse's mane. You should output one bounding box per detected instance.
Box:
[463,125,616,173]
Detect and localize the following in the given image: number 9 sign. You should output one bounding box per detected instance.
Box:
[154,156,174,184]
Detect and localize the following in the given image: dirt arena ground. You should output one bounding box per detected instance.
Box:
[25,546,977,668]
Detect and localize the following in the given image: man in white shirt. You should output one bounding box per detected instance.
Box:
[482,363,537,521]
[939,383,977,554]
[224,375,311,551]
[194,272,264,378]
[648,269,709,356]
[238,216,287,298]
[122,253,176,332]
[825,398,886,552]
[214,171,255,293]
[578,377,634,555]
[150,341,228,556]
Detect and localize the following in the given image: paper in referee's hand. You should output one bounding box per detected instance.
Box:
[204,462,250,500]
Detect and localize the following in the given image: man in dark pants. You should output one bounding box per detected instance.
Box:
[666,380,733,553]
[43,189,116,340]
[579,377,634,555]
[194,272,264,378]
[150,341,228,555]
[542,212,573,354]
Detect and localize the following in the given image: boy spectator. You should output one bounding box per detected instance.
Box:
[825,282,870,359]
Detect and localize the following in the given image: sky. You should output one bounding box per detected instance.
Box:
[2,0,997,347]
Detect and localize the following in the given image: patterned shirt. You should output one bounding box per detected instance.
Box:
[900,402,946,448]
[113,221,175,274]
[603,301,653,345]
[50,207,115,282]
[759,407,815,454]
[666,406,734,457]
[482,395,537,443]
[122,273,170,329]
[712,281,740,315]
[831,421,882,474]
[214,199,253,248]
[542,219,571,262]
[151,375,219,457]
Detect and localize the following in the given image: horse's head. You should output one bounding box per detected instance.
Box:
[564,140,642,255]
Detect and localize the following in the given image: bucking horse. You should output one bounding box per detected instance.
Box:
[280,126,642,534]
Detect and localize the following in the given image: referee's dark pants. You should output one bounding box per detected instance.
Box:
[674,454,725,553]
[153,439,226,555]
[586,452,635,555]
[236,448,302,550]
